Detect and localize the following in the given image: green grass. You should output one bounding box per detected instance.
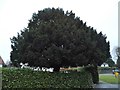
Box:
[2,67,93,88]
[99,74,120,84]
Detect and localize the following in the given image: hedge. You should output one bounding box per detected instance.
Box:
[2,68,93,88]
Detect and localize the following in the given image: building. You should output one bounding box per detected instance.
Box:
[101,63,109,67]
[0,56,5,67]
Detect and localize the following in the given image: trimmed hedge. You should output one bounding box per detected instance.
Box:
[2,68,93,88]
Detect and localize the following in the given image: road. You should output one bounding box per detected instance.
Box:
[94,81,120,88]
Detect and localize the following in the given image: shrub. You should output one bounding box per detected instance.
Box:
[2,68,93,88]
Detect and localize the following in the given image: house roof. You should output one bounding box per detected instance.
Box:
[0,56,4,64]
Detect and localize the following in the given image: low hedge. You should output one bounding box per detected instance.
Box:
[2,68,93,88]
[98,67,113,70]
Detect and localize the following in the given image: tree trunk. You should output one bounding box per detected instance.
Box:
[93,64,99,84]
[117,56,120,68]
[85,64,99,84]
[53,66,60,72]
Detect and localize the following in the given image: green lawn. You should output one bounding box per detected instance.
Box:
[99,74,120,84]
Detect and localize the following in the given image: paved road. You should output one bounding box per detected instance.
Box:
[94,81,120,90]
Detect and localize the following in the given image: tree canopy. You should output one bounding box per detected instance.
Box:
[10,8,111,71]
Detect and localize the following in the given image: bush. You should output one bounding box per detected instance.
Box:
[2,68,93,88]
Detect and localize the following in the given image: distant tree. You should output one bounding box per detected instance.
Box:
[115,47,120,68]
[6,60,13,67]
[106,58,115,67]
[10,8,110,74]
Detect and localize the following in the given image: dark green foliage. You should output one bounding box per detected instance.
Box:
[84,65,99,84]
[115,47,120,68]
[2,68,93,88]
[106,58,115,67]
[10,8,111,71]
[3,64,7,67]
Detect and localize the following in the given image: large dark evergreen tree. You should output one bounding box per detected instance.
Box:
[10,8,110,73]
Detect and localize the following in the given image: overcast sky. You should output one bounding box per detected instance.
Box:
[0,0,118,63]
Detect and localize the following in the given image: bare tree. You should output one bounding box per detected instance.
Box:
[116,47,120,68]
